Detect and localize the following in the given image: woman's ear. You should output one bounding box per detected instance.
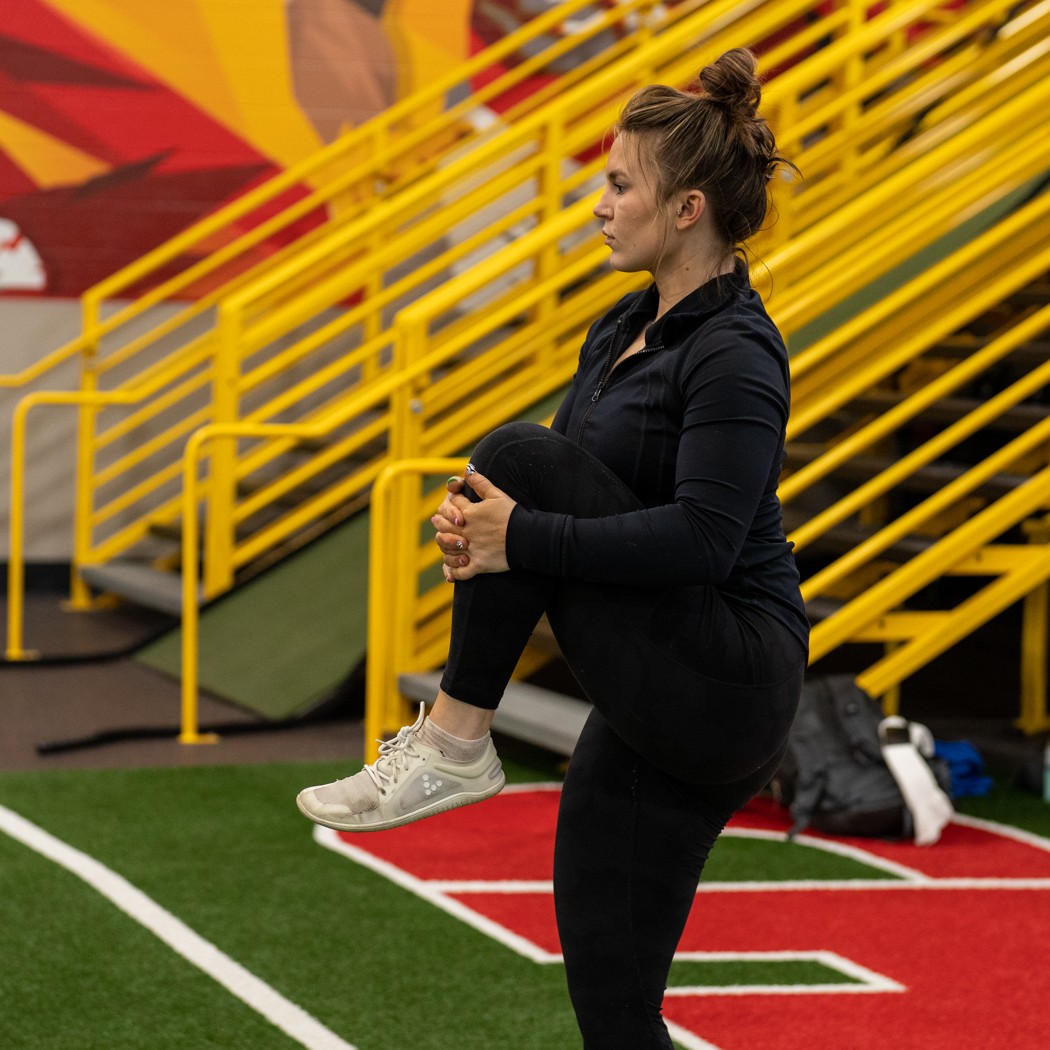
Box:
[675,189,706,229]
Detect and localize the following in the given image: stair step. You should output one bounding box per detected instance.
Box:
[80,561,200,615]
[932,335,1050,364]
[783,510,934,562]
[398,671,591,757]
[785,446,1029,500]
[851,391,1048,433]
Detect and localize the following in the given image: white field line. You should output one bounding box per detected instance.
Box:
[418,875,1050,892]
[0,804,357,1050]
[317,809,1050,970]
[316,830,730,1050]
[314,827,560,964]
[697,877,1050,891]
[951,811,1050,854]
[417,816,1050,895]
[722,826,934,880]
[313,801,1050,1050]
[664,1019,726,1050]
[666,950,905,996]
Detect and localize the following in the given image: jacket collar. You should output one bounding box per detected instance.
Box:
[618,261,750,346]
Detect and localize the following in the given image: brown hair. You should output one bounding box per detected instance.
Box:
[615,48,795,250]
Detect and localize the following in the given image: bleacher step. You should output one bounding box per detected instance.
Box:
[80,561,200,615]
[398,670,591,757]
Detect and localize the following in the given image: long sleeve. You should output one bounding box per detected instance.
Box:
[507,320,791,588]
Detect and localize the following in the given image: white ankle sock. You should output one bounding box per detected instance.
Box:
[418,719,489,762]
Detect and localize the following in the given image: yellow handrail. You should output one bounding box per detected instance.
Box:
[790,312,1050,559]
[0,0,678,406]
[810,463,1050,661]
[0,336,92,390]
[351,39,1050,744]
[74,0,827,588]
[365,459,463,758]
[8,0,1050,746]
[6,387,146,659]
[14,0,1007,613]
[785,189,1050,448]
[355,211,1050,740]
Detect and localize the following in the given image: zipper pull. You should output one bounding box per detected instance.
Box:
[591,316,625,402]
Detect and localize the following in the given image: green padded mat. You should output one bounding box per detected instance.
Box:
[134,512,371,720]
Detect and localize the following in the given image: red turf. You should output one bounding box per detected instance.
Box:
[334,789,1050,1050]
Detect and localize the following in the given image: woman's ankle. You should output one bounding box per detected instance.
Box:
[428,690,495,740]
[418,718,490,762]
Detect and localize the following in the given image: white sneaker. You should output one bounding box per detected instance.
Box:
[296,704,505,832]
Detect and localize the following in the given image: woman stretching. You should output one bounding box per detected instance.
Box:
[297,47,809,1049]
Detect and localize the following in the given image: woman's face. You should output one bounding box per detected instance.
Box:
[593,134,673,274]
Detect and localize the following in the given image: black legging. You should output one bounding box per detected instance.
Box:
[440,422,805,1049]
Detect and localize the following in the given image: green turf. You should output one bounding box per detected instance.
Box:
[0,831,302,1050]
[0,763,1045,1050]
[667,957,857,988]
[954,779,1050,837]
[0,761,577,1050]
[703,833,899,883]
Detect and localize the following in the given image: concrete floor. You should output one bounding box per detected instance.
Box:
[1,593,364,772]
[2,589,1045,783]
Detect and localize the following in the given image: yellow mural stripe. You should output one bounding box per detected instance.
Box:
[187,0,326,164]
[0,109,110,188]
[41,0,242,123]
[39,0,322,171]
[384,0,473,99]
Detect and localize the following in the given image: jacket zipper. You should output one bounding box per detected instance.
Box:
[575,314,658,444]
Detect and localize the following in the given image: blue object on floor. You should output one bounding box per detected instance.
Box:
[934,739,994,798]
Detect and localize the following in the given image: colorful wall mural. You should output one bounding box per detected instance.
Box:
[0,0,800,300]
[0,0,498,298]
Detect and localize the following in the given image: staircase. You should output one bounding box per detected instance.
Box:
[784,204,1050,733]
[3,0,1049,752]
[4,0,916,656]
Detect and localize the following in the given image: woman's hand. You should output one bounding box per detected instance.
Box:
[432,466,515,581]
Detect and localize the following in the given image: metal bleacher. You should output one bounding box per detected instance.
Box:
[4,0,1049,755]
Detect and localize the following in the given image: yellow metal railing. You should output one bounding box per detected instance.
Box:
[779,186,1050,732]
[135,0,1048,599]
[358,192,1050,750]
[365,458,463,757]
[173,199,606,737]
[203,0,1050,743]
[1,0,678,650]
[350,19,1050,745]
[0,0,675,381]
[756,0,1050,314]
[356,171,1049,735]
[6,0,1049,746]
[761,0,1050,237]
[6,0,902,645]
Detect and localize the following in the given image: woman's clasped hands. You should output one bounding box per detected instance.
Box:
[432,465,516,582]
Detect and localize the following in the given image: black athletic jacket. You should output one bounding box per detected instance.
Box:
[505,264,809,649]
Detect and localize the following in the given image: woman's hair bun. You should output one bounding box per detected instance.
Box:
[615,47,795,248]
[696,47,762,116]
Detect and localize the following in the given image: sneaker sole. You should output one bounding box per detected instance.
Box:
[295,773,506,833]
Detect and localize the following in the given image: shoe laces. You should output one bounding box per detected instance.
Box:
[364,704,425,795]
